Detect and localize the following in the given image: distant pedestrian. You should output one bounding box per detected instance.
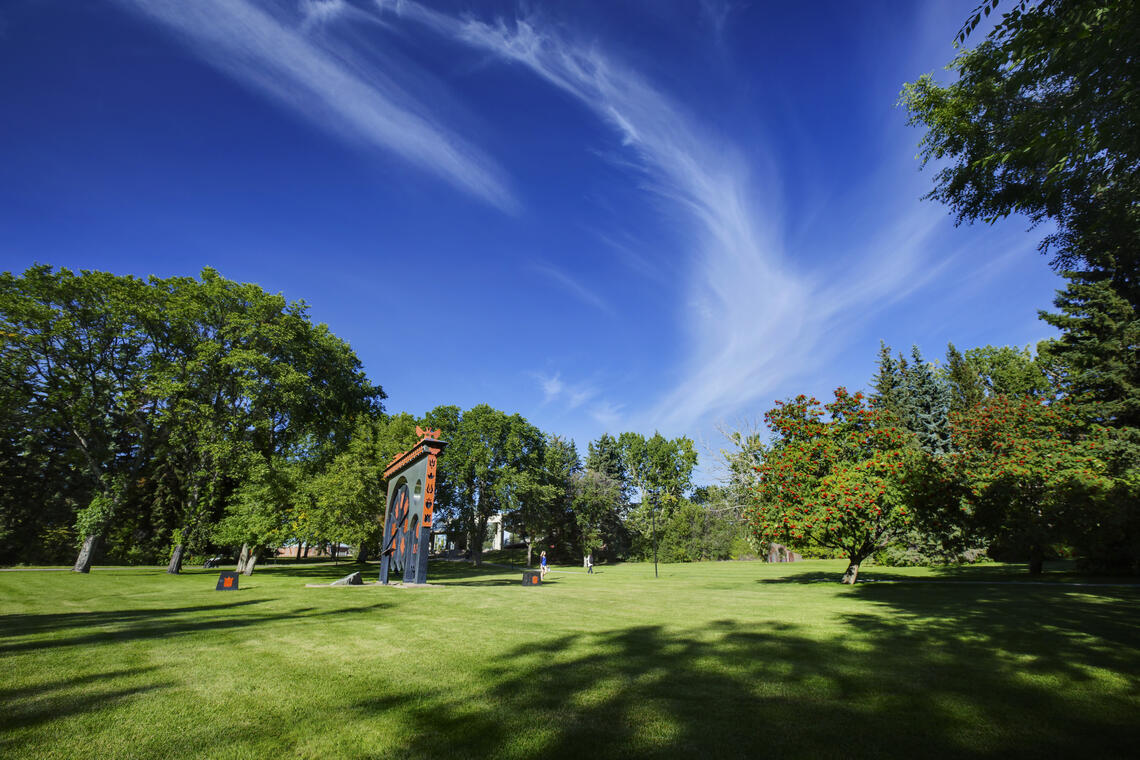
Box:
[540,551,548,579]
[586,554,594,574]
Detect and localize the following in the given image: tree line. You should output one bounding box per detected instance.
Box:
[734,340,1137,583]
[737,0,1139,582]
[1,266,746,572]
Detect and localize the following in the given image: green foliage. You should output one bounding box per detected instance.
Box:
[74,492,119,547]
[945,343,986,414]
[966,344,1052,399]
[904,346,952,456]
[718,427,766,511]
[873,526,988,568]
[301,415,416,555]
[870,341,910,421]
[618,431,699,559]
[586,432,628,499]
[213,454,296,550]
[745,388,918,582]
[1039,272,1140,429]
[901,0,1140,309]
[570,469,621,556]
[949,395,1113,573]
[503,434,578,562]
[0,265,383,567]
[425,404,546,565]
[657,496,743,563]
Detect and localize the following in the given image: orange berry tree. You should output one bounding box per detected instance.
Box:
[745,388,918,584]
[949,395,1112,574]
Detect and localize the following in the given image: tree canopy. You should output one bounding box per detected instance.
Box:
[745,389,917,584]
[901,0,1140,308]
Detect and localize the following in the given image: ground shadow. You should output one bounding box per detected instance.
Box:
[0,599,389,654]
[423,561,534,587]
[348,587,1139,758]
[0,666,173,750]
[756,561,1140,585]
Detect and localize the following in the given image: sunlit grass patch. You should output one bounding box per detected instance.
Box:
[2,560,1138,758]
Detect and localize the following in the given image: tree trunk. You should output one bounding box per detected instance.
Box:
[236,543,250,573]
[73,534,100,573]
[842,561,860,585]
[167,525,191,574]
[332,543,339,564]
[526,541,533,568]
[471,518,486,567]
[167,544,185,574]
[302,542,310,559]
[652,505,658,579]
[1029,544,1044,575]
[356,543,369,563]
[243,550,259,576]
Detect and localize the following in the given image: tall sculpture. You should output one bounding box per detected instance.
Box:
[379,426,447,585]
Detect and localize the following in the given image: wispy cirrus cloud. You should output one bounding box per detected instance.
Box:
[112,0,516,211]
[537,372,564,403]
[378,1,942,430]
[534,371,617,431]
[532,263,613,315]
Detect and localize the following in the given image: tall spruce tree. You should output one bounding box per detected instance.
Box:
[904,346,952,456]
[1040,272,1140,431]
[870,341,911,423]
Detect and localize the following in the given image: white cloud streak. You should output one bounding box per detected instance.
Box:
[381,1,942,430]
[532,263,613,315]
[533,371,616,434]
[537,372,564,403]
[112,0,516,211]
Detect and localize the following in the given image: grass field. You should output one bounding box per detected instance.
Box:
[2,559,1138,759]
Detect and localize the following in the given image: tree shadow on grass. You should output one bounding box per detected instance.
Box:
[754,562,1140,585]
[425,561,530,587]
[351,591,1139,758]
[755,569,839,584]
[241,559,532,586]
[0,666,174,751]
[252,562,381,579]
[848,582,1140,681]
[0,599,391,653]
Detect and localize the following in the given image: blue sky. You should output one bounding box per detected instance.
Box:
[0,0,1062,482]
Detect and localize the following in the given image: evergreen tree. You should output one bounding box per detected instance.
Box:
[870,341,910,422]
[904,346,952,456]
[1039,271,1140,431]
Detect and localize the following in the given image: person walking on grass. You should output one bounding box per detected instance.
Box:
[586,554,594,574]
[540,551,548,579]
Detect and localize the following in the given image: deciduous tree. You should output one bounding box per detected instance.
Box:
[950,394,1112,573]
[902,0,1140,309]
[745,389,917,584]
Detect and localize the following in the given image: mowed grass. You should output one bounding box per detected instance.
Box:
[2,560,1138,759]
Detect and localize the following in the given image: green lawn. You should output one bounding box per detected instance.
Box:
[2,560,1138,759]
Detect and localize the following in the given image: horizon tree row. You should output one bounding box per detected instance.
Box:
[1,265,737,572]
[738,337,1139,582]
